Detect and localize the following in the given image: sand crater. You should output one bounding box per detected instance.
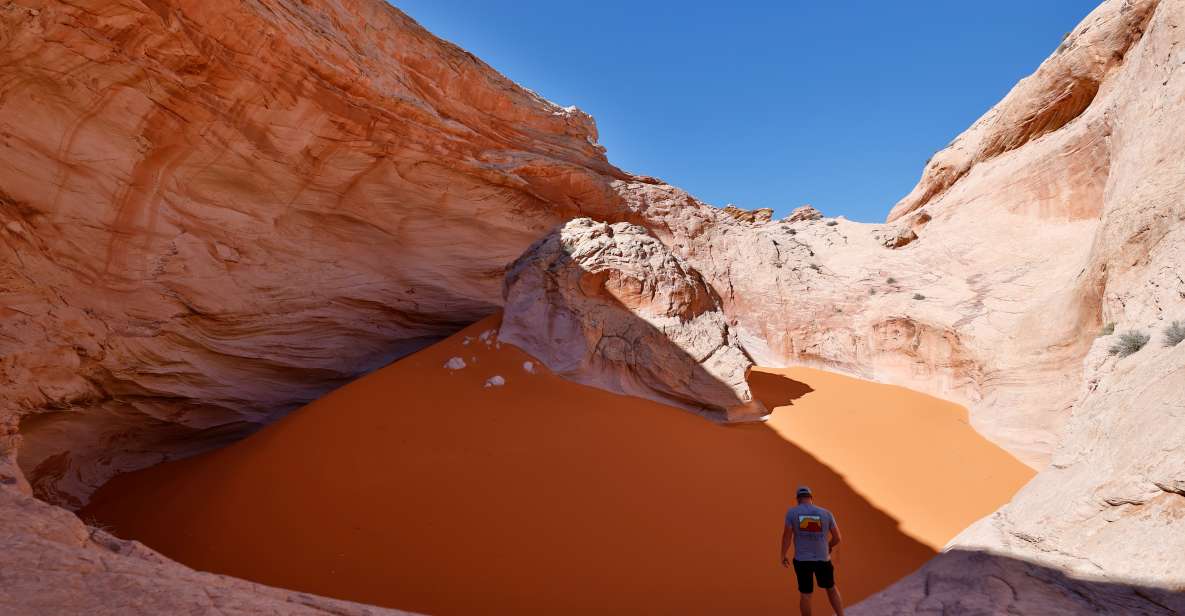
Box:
[81,315,1032,615]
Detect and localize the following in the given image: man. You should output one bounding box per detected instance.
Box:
[780,486,845,616]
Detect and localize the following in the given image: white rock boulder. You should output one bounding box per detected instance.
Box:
[500,218,766,421]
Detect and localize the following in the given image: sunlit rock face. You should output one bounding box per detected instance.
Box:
[851,0,1185,611]
[2,0,1184,613]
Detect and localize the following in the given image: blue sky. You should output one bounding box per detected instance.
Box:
[394,1,1098,222]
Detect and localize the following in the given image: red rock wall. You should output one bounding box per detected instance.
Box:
[0,0,637,504]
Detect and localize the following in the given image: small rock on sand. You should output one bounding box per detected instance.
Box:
[443,357,466,370]
[522,361,536,374]
[484,375,505,388]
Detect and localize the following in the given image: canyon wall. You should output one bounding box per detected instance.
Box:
[0,0,640,506]
[853,0,1185,611]
[2,0,1183,613]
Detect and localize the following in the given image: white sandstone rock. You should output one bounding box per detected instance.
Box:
[483,376,506,388]
[500,218,766,421]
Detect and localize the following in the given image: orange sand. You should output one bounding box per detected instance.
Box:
[81,315,1033,615]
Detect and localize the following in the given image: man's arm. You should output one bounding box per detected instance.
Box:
[781,524,794,567]
[829,519,842,552]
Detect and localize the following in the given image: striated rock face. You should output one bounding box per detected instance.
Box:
[0,0,637,506]
[887,0,1158,223]
[500,218,765,421]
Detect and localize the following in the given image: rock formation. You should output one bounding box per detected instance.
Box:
[500,218,765,421]
[783,204,823,223]
[2,0,1183,613]
[0,0,633,506]
[852,0,1185,610]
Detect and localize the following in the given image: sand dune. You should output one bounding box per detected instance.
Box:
[81,315,1033,615]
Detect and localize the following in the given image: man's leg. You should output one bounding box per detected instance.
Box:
[817,561,844,616]
[825,586,844,616]
[792,560,815,616]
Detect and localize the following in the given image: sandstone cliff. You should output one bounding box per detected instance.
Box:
[0,0,637,506]
[2,0,1183,613]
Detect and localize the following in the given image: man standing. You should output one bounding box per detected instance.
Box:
[780,486,845,616]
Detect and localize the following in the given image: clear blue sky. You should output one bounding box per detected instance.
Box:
[393,1,1099,222]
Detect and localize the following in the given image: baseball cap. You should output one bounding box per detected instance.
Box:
[796,486,813,497]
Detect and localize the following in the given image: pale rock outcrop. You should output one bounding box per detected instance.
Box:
[851,0,1185,610]
[500,218,765,421]
[854,337,1185,615]
[722,204,774,224]
[783,205,823,222]
[887,0,1159,222]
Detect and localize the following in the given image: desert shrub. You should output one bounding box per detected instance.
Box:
[912,293,925,300]
[869,288,877,295]
[825,220,838,226]
[1098,322,1115,337]
[886,277,897,284]
[1109,330,1150,358]
[1163,321,1185,347]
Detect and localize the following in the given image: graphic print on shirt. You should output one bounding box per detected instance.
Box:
[797,515,823,533]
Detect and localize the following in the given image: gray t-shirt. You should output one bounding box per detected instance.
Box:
[785,503,836,562]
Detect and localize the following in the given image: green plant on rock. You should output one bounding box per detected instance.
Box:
[1163,320,1185,348]
[912,293,925,300]
[1109,330,1149,358]
[1098,322,1115,337]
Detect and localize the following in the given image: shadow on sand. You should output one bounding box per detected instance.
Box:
[747,369,814,409]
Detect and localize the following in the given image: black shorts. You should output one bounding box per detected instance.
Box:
[792,559,835,594]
